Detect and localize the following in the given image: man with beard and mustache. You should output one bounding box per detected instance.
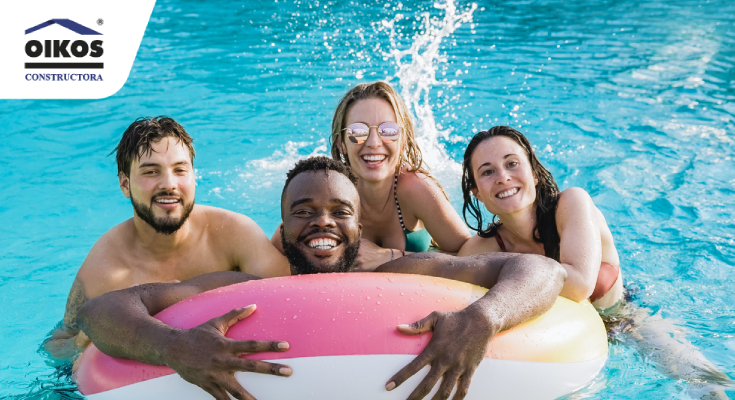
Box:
[78,157,566,400]
[45,117,291,360]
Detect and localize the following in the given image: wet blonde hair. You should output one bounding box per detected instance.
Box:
[330,81,429,176]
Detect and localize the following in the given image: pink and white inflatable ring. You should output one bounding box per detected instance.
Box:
[75,273,608,399]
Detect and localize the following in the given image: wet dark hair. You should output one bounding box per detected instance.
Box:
[461,126,561,260]
[282,156,359,200]
[113,117,194,177]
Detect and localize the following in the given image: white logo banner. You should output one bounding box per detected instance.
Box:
[0,0,156,99]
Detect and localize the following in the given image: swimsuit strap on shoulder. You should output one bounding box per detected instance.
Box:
[394,174,407,231]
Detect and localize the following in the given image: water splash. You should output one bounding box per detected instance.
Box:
[247,139,329,174]
[380,0,477,188]
[247,0,477,200]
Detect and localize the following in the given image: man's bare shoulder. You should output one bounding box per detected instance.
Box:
[194,205,289,277]
[194,205,262,240]
[76,219,136,298]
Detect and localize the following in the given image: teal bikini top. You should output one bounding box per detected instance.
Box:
[394,174,433,252]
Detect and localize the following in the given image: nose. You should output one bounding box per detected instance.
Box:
[158,169,178,190]
[364,126,383,148]
[495,168,511,184]
[311,210,336,228]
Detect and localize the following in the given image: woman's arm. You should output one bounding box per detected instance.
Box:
[555,187,602,302]
[457,234,501,257]
[400,172,471,252]
[269,223,285,254]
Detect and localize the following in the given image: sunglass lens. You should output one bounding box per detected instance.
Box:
[347,123,369,143]
[378,122,400,139]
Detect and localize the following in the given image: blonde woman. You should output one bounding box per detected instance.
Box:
[330,82,470,269]
[272,82,470,270]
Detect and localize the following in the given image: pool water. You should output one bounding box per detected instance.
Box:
[1,0,734,398]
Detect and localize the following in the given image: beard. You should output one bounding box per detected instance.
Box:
[281,227,360,275]
[131,192,195,235]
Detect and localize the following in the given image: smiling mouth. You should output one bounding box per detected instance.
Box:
[496,188,520,199]
[155,198,180,204]
[307,238,339,250]
[361,155,386,164]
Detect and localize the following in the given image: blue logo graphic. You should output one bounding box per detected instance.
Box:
[23,19,104,71]
[25,19,101,35]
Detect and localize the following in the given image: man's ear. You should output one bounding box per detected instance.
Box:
[119,172,131,198]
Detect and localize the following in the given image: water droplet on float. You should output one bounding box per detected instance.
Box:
[400,292,405,296]
[286,298,290,301]
[367,296,371,299]
[293,315,298,319]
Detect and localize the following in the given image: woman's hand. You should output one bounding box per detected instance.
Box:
[354,238,396,272]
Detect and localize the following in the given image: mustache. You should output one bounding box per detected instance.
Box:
[296,227,348,243]
[151,191,181,200]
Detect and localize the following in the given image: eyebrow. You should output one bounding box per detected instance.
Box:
[290,198,313,209]
[330,198,355,211]
[475,153,518,171]
[289,198,355,211]
[138,161,190,169]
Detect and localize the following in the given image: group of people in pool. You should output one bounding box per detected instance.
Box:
[45,81,729,399]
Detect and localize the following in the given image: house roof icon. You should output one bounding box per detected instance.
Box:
[25,19,102,35]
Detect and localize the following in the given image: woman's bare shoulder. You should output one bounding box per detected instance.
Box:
[558,187,594,206]
[396,168,439,197]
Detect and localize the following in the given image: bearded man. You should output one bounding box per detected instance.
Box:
[45,117,290,359]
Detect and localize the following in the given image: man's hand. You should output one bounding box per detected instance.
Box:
[162,305,292,400]
[385,305,498,400]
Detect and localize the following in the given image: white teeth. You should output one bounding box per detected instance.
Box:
[156,199,179,204]
[497,188,519,199]
[308,238,338,249]
[362,155,386,162]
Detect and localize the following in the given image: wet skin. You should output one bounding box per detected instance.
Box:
[120,136,196,232]
[281,170,362,274]
[340,98,402,184]
[470,136,538,219]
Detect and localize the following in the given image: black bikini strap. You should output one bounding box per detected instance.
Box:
[393,174,406,231]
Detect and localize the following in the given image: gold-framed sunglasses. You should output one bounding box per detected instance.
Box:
[342,122,402,144]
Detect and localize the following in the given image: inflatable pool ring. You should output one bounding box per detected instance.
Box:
[75,273,608,399]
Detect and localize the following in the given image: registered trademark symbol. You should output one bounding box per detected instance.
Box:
[97,19,104,26]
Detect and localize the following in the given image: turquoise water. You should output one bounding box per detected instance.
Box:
[1,0,734,398]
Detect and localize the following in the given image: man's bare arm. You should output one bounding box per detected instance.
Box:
[44,276,91,360]
[78,271,292,400]
[376,252,566,400]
